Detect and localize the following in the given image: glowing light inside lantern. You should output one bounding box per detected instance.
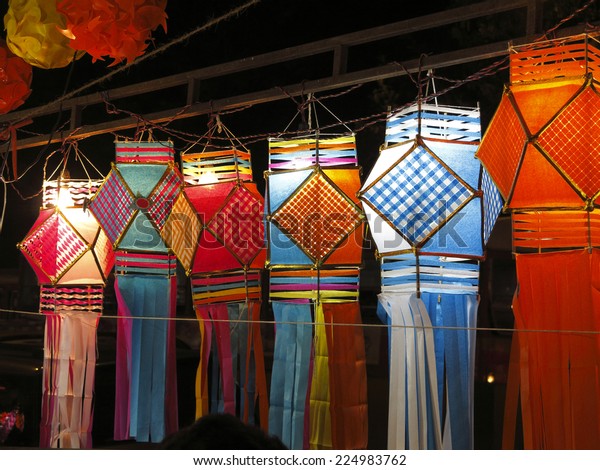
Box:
[197,171,219,185]
[57,187,75,209]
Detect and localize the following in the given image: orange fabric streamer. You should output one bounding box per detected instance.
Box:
[322,302,368,450]
[510,249,600,449]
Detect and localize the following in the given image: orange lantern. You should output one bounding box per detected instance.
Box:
[477,33,600,449]
[0,40,32,114]
[57,0,168,65]
[4,0,81,69]
[265,112,368,450]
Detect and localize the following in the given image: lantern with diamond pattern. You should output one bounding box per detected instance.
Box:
[476,33,600,449]
[18,167,114,449]
[359,101,502,450]
[88,139,182,443]
[265,112,368,450]
[167,120,269,428]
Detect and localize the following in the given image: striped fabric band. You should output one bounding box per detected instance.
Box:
[40,285,104,315]
[191,270,261,305]
[509,34,600,84]
[381,255,479,294]
[269,268,360,302]
[385,104,481,144]
[43,179,102,209]
[115,252,177,276]
[182,149,253,185]
[115,141,175,163]
[512,210,600,252]
[268,135,357,170]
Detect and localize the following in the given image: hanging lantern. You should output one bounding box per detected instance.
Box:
[18,164,114,449]
[4,0,81,69]
[167,119,269,429]
[0,39,32,114]
[265,102,369,451]
[88,139,182,443]
[56,0,167,65]
[359,101,502,449]
[476,33,600,450]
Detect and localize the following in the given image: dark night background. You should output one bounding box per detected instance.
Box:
[0,0,598,449]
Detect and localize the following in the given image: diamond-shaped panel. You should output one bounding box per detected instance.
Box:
[89,170,135,244]
[482,169,504,244]
[207,185,264,266]
[162,192,202,272]
[271,172,362,260]
[538,86,600,199]
[21,212,87,282]
[147,166,182,231]
[476,93,526,200]
[363,146,473,245]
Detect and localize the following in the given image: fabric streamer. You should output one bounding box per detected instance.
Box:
[113,257,178,442]
[265,123,368,450]
[39,286,103,449]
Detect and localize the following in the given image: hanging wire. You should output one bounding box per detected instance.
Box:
[1,306,600,337]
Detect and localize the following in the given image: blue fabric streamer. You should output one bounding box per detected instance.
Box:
[268,301,312,449]
[116,274,171,443]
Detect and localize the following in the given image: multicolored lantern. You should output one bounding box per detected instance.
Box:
[0,39,32,114]
[166,121,268,428]
[4,0,81,69]
[265,129,368,450]
[476,33,600,449]
[88,139,181,443]
[18,172,114,449]
[57,0,168,65]
[359,102,502,449]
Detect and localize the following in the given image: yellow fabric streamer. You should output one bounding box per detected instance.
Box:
[309,303,333,449]
[195,318,209,419]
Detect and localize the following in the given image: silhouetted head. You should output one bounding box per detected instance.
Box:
[160,413,288,450]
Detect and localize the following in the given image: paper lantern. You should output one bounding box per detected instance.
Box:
[0,39,32,114]
[265,131,368,450]
[18,177,114,448]
[88,140,181,443]
[359,102,502,449]
[4,0,81,69]
[57,0,167,65]
[173,127,268,429]
[476,33,600,449]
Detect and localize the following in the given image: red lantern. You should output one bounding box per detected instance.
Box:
[57,0,168,65]
[0,39,32,114]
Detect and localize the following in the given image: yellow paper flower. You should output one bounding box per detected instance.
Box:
[4,0,82,69]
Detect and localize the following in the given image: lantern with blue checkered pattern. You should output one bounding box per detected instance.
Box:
[359,102,502,450]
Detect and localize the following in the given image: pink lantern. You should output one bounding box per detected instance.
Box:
[18,163,114,448]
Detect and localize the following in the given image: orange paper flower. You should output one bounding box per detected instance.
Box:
[0,39,32,114]
[57,0,168,65]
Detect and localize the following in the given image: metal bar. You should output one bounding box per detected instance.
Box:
[5,40,521,150]
[12,20,592,151]
[0,0,536,127]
